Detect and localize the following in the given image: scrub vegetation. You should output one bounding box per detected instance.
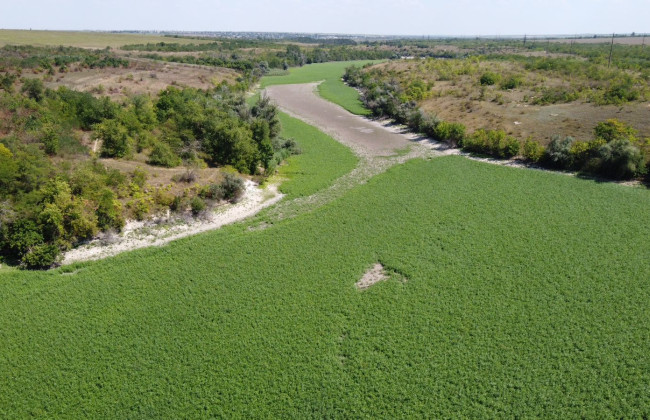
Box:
[344,47,650,180]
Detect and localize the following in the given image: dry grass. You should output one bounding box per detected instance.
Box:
[39,58,237,99]
[548,36,649,45]
[100,158,226,196]
[372,60,650,144]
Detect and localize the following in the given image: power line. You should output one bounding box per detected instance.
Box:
[608,33,614,68]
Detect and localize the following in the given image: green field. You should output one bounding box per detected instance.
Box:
[0,29,212,49]
[261,60,380,115]
[1,154,649,417]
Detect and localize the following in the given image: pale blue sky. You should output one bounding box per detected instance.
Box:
[2,0,649,36]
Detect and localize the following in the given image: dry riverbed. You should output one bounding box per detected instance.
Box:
[63,180,282,265]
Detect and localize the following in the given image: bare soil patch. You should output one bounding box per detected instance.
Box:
[44,59,237,99]
[356,263,388,290]
[265,83,411,157]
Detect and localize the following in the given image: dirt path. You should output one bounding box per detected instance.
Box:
[265,83,417,157]
[255,84,452,225]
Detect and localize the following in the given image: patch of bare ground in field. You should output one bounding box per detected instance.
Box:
[356,263,388,290]
[41,59,237,99]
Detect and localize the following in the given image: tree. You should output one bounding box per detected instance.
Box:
[251,119,274,169]
[148,141,181,167]
[96,120,132,158]
[286,45,306,66]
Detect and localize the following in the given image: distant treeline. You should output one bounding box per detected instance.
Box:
[126,42,396,71]
[0,45,129,71]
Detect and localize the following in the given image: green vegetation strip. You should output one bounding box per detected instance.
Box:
[275,112,358,198]
[1,156,649,417]
[262,60,380,115]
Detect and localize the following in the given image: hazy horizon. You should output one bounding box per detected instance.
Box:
[2,0,649,37]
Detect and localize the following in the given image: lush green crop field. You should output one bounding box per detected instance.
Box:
[1,156,649,417]
[0,29,212,49]
[261,60,380,115]
[275,112,358,198]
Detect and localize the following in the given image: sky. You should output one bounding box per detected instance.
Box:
[1,0,649,36]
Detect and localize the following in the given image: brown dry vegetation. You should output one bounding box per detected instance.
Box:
[100,158,227,196]
[370,59,650,144]
[549,36,649,45]
[38,58,237,99]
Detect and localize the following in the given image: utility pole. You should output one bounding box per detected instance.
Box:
[569,36,575,54]
[643,33,646,49]
[523,34,527,47]
[608,33,614,68]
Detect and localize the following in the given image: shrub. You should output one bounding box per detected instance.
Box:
[595,139,645,180]
[569,139,606,169]
[175,169,197,184]
[522,138,546,162]
[131,167,147,188]
[148,142,181,167]
[20,243,60,269]
[434,121,465,146]
[532,87,581,105]
[461,129,519,158]
[41,125,59,156]
[221,173,245,203]
[21,78,44,101]
[601,79,640,105]
[502,137,521,158]
[200,183,224,200]
[479,72,499,86]
[545,135,575,169]
[190,196,207,216]
[500,75,523,90]
[593,119,637,143]
[96,189,124,231]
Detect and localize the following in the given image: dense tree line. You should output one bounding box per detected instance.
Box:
[133,43,395,73]
[0,45,129,72]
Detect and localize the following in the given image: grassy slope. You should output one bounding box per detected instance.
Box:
[261,60,379,115]
[1,157,649,418]
[0,29,212,48]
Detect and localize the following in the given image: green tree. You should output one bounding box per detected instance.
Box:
[96,120,132,158]
[251,119,273,169]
